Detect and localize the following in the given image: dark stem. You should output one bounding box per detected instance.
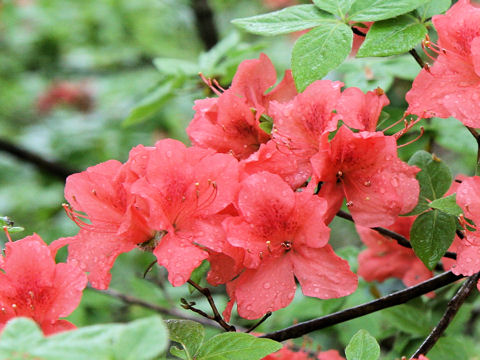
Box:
[93,286,221,328]
[187,279,236,331]
[410,272,480,359]
[336,210,457,260]
[191,0,219,50]
[466,127,480,175]
[246,311,272,333]
[351,26,367,37]
[260,271,463,342]
[409,49,426,69]
[0,137,78,181]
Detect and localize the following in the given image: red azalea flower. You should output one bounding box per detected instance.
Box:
[36,81,93,114]
[223,172,357,320]
[127,139,240,286]
[262,346,309,360]
[311,126,420,227]
[454,176,480,284]
[0,234,87,335]
[187,54,296,160]
[406,0,480,127]
[56,160,152,289]
[318,350,345,360]
[336,87,389,132]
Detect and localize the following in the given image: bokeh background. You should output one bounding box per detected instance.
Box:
[0,0,478,358]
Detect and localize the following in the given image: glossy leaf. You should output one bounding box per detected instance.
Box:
[410,209,456,270]
[406,150,452,215]
[292,22,352,91]
[312,0,355,19]
[166,320,205,359]
[429,194,463,216]
[345,329,380,360]
[416,0,451,21]
[356,15,427,57]
[232,5,335,36]
[195,332,282,360]
[348,0,428,21]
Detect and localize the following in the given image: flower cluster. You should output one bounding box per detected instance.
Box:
[56,53,420,320]
[0,234,87,335]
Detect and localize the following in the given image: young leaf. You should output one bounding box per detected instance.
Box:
[406,150,453,215]
[356,15,427,57]
[416,0,451,21]
[112,316,169,360]
[345,329,380,360]
[232,5,335,36]
[429,194,463,216]
[195,332,282,360]
[153,58,198,77]
[348,0,428,21]
[410,209,456,269]
[166,319,205,359]
[292,22,352,91]
[312,0,355,19]
[0,318,44,356]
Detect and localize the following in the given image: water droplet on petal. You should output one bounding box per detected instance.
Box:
[263,282,271,289]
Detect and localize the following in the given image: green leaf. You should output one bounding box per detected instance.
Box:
[292,22,353,91]
[0,318,44,356]
[188,260,210,294]
[428,336,470,360]
[345,329,380,360]
[113,316,168,360]
[406,150,453,215]
[153,58,198,77]
[196,333,282,360]
[198,32,241,75]
[259,113,274,134]
[232,5,335,36]
[383,303,431,337]
[348,0,428,21]
[416,0,451,21]
[410,209,456,269]
[123,77,183,127]
[166,320,205,359]
[312,0,355,19]
[356,15,427,57]
[429,194,463,216]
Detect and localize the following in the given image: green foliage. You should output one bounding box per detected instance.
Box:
[345,329,380,360]
[429,194,463,216]
[232,5,335,36]
[0,316,168,360]
[407,150,453,215]
[410,209,456,269]
[166,320,281,360]
[312,0,356,19]
[347,0,429,21]
[356,15,427,57]
[292,23,353,91]
[416,0,452,21]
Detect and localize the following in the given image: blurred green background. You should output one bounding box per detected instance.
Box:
[1,0,479,358]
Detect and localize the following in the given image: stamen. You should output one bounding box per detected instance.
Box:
[382,113,407,133]
[397,126,425,148]
[2,226,12,243]
[198,73,223,96]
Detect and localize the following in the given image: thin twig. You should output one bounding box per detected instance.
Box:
[92,286,222,329]
[410,272,480,359]
[0,137,78,180]
[409,49,426,69]
[187,279,236,331]
[191,0,219,50]
[336,210,457,260]
[261,271,463,341]
[246,312,272,333]
[351,26,367,37]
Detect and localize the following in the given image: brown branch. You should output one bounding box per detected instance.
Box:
[261,270,463,342]
[92,286,222,329]
[246,311,272,333]
[187,279,236,331]
[0,137,78,181]
[410,272,480,359]
[336,210,457,260]
[409,49,426,69]
[191,0,219,50]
